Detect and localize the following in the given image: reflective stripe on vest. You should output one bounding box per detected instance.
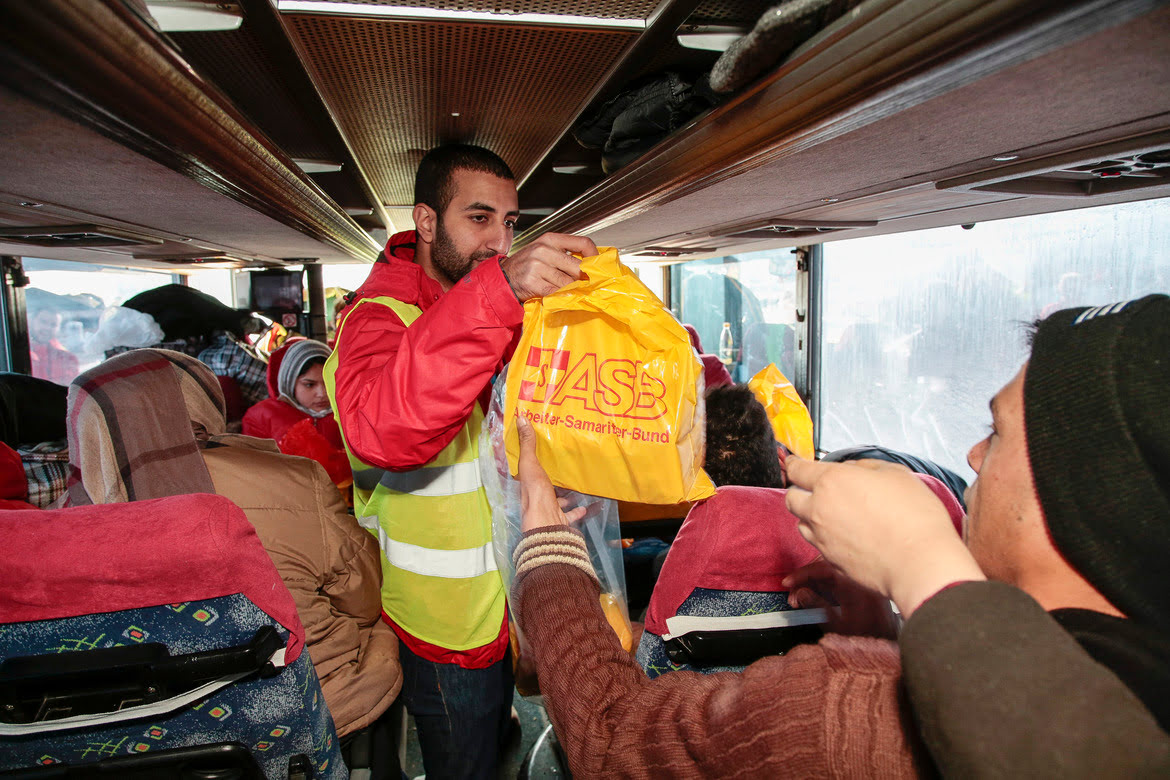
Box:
[357,513,497,579]
[325,294,505,652]
[353,459,483,497]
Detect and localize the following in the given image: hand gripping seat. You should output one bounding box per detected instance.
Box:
[0,493,346,779]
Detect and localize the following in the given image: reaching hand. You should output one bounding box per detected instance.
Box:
[517,415,587,533]
[784,456,985,619]
[783,559,898,638]
[500,233,598,301]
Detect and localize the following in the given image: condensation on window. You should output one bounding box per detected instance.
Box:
[670,249,800,384]
[819,199,1170,480]
[21,261,235,386]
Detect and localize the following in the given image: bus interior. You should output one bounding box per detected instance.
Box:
[1,0,1168,774]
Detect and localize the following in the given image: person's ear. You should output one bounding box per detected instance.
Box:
[413,203,438,244]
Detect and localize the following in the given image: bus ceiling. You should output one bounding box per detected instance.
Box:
[0,0,1167,270]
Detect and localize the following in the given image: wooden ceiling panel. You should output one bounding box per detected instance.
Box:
[287,15,635,207]
[172,26,336,162]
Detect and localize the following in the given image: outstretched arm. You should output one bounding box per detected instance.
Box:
[784,456,985,618]
[512,418,919,777]
[332,259,522,470]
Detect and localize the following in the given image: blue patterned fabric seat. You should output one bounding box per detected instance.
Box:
[0,493,346,779]
[636,587,792,678]
[0,595,343,778]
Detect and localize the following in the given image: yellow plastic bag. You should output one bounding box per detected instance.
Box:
[504,248,715,504]
[747,363,814,459]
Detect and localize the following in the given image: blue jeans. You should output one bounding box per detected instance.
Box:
[397,639,514,780]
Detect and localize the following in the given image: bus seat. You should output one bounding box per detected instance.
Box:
[0,493,346,779]
[635,486,820,677]
[639,591,835,682]
[216,374,245,424]
[0,373,67,449]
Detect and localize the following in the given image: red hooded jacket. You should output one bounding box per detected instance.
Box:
[242,339,344,450]
[331,230,522,471]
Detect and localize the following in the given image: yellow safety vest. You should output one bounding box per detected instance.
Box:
[324,296,504,651]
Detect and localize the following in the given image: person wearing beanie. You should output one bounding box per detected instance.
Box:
[784,293,1170,773]
[507,295,1170,777]
[243,338,351,488]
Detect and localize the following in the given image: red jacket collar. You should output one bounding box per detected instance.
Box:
[348,229,444,312]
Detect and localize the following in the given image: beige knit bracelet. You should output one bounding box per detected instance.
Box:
[512,527,599,589]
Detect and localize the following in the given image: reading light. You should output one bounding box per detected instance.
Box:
[344,207,374,216]
[552,165,591,175]
[677,26,747,52]
[145,1,244,31]
[294,159,344,173]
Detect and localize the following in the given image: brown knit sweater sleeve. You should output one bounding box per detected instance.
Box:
[512,528,925,778]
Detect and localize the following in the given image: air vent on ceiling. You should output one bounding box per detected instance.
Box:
[632,245,719,257]
[939,141,1170,197]
[711,218,877,241]
[133,251,260,268]
[0,224,166,248]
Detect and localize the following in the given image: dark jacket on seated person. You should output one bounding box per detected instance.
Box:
[823,444,968,510]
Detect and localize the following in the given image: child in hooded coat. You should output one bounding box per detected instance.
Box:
[243,338,350,487]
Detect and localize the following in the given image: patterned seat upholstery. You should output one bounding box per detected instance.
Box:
[0,494,346,779]
[636,588,793,678]
[635,486,820,678]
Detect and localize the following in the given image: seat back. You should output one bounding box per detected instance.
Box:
[216,374,246,423]
[636,486,820,677]
[0,494,345,779]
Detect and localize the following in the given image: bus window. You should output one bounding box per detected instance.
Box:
[669,250,799,383]
[633,262,667,305]
[819,199,1170,480]
[22,260,232,386]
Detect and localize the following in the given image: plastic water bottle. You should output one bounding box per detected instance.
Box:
[719,322,734,364]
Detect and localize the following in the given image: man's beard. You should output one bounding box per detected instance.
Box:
[432,218,497,285]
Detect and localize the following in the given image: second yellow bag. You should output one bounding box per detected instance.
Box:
[747,363,814,459]
[504,248,715,504]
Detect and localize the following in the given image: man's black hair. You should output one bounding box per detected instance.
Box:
[704,384,786,489]
[414,144,514,214]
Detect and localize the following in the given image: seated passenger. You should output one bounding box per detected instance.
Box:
[122,284,269,407]
[198,329,268,408]
[684,324,733,390]
[243,339,350,488]
[64,348,399,737]
[703,383,787,488]
[508,295,1170,776]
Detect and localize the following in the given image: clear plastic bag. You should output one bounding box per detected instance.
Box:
[480,365,632,696]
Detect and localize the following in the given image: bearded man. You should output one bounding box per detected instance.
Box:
[326,144,595,778]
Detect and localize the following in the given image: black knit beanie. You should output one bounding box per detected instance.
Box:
[1025,293,1170,631]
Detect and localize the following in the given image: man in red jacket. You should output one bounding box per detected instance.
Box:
[327,144,595,778]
